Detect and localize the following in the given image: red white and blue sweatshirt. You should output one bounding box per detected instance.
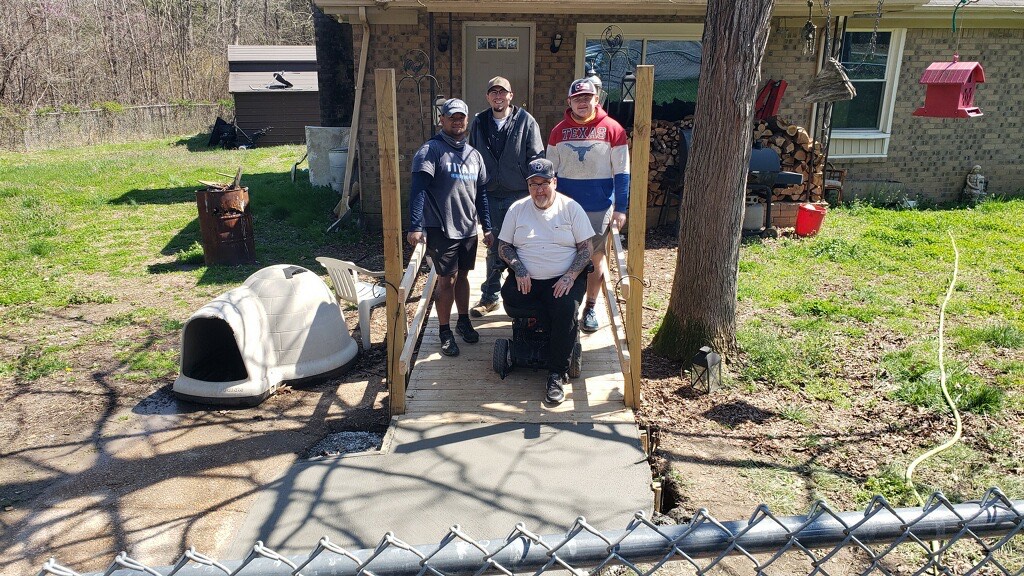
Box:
[546,106,630,213]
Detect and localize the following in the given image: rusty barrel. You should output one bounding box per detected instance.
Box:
[195,186,256,265]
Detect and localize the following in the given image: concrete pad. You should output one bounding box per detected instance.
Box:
[229,420,652,557]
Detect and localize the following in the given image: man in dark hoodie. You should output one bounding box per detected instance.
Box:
[407,98,492,358]
[467,76,545,318]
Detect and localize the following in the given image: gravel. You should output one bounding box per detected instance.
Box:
[305,431,384,458]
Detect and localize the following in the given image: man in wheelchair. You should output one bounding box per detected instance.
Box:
[496,158,596,404]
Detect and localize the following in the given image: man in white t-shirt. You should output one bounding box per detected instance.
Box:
[498,158,595,404]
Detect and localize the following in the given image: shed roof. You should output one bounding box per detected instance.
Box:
[229,71,319,93]
[228,45,317,63]
[919,60,986,84]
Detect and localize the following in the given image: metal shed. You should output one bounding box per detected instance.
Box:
[228,45,320,145]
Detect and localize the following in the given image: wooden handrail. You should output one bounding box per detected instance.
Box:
[399,264,436,375]
[611,228,629,300]
[399,243,425,303]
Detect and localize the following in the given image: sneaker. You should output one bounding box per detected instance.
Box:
[545,372,566,404]
[581,307,599,333]
[455,319,480,343]
[470,300,500,318]
[440,331,460,357]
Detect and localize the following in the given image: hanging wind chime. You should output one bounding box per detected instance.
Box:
[913,0,985,118]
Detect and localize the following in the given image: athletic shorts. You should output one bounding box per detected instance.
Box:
[586,207,614,254]
[425,227,478,276]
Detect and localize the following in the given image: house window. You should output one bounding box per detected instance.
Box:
[576,24,703,108]
[829,28,906,158]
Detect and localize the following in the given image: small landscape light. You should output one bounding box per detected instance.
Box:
[690,346,721,394]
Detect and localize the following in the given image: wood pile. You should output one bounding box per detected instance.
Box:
[752,116,825,202]
[631,114,825,207]
[634,116,694,208]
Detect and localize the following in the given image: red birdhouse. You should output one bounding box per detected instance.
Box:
[914,56,985,118]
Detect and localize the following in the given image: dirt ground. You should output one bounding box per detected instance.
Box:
[1,227,1018,575]
[0,240,394,575]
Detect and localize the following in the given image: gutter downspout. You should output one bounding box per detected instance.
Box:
[335,6,370,221]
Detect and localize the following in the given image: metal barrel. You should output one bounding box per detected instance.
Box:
[195,186,256,265]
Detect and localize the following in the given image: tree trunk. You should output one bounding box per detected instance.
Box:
[650,0,775,362]
[312,3,354,127]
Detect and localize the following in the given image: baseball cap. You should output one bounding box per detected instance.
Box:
[567,78,598,98]
[487,76,512,93]
[440,98,469,116]
[526,158,555,180]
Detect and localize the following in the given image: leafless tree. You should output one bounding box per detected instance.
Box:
[651,0,776,362]
[0,0,313,112]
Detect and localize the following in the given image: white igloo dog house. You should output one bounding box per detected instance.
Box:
[173,264,358,406]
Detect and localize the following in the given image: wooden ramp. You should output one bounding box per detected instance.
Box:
[403,249,633,424]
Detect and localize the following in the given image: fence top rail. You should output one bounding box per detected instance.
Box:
[39,488,1024,576]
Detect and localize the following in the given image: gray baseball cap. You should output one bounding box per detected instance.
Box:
[440,98,469,116]
[568,78,598,98]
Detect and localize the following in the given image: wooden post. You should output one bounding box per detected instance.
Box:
[375,68,408,415]
[625,65,654,409]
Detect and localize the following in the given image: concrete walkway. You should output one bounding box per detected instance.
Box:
[230,249,652,557]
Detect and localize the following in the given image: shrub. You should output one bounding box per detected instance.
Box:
[59,104,81,114]
[92,101,125,113]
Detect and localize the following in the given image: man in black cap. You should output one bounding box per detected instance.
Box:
[408,98,492,358]
[468,76,545,318]
[497,158,595,404]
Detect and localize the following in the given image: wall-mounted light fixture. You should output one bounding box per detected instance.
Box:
[438,30,450,53]
[550,33,563,53]
[433,95,447,126]
[621,70,637,103]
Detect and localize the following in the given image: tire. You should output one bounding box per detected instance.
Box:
[493,338,511,378]
[567,341,582,379]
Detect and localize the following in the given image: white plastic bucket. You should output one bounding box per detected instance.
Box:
[328,147,348,192]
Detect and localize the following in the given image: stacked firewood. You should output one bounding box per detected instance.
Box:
[642,117,694,208]
[752,116,825,202]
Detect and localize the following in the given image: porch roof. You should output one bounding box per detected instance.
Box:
[313,0,930,22]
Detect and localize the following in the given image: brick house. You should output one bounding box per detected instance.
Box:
[313,0,1023,227]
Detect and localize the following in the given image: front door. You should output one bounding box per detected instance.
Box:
[463,23,533,117]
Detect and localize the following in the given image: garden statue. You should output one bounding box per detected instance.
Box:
[962,165,987,204]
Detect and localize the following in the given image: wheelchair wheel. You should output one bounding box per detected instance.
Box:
[493,338,512,379]
[567,341,582,379]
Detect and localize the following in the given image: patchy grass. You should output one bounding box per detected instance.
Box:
[0,137,339,310]
[0,136,349,388]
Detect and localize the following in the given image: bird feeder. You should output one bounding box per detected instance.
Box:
[913,56,985,118]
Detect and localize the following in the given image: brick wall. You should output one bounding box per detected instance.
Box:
[762,25,1024,203]
[352,12,697,229]
[352,16,1023,228]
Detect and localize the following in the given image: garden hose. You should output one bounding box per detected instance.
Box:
[903,232,964,572]
[904,231,963,506]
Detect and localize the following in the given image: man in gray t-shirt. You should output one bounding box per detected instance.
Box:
[408,98,492,358]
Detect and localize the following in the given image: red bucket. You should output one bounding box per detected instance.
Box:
[795,203,827,237]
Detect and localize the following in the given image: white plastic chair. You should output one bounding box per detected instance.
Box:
[316,257,387,350]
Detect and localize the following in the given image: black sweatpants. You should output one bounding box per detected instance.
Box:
[500,269,589,375]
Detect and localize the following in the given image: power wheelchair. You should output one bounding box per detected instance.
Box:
[492,299,582,380]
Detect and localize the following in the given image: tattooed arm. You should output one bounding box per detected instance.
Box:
[552,239,593,298]
[499,240,532,294]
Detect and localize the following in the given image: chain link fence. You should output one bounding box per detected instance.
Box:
[39,488,1022,576]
